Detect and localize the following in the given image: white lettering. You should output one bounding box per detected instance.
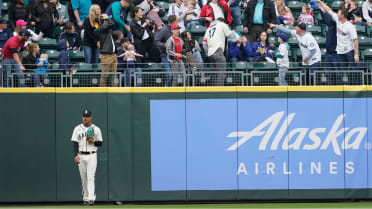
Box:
[299,162,303,175]
[255,162,259,175]
[267,162,275,175]
[342,128,367,149]
[282,128,308,150]
[311,162,321,174]
[321,114,349,155]
[271,113,295,150]
[283,162,292,175]
[237,162,248,175]
[345,161,354,174]
[330,162,338,174]
[304,128,326,150]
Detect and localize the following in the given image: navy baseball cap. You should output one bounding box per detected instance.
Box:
[19,28,31,37]
[278,33,288,42]
[82,109,92,117]
[295,22,307,31]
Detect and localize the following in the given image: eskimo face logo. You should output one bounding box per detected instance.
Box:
[226,111,367,156]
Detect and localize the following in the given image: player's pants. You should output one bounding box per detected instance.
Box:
[78,153,97,202]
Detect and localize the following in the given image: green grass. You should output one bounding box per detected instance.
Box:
[4,202,372,209]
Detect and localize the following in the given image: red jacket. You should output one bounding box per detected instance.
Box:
[200,0,232,27]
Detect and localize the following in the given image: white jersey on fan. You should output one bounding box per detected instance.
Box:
[71,124,103,152]
[331,13,358,54]
[290,30,321,65]
[203,21,233,56]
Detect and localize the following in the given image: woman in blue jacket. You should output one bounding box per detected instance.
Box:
[228,35,252,62]
[251,31,273,62]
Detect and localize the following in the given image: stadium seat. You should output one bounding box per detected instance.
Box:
[190,25,206,36]
[157,1,169,10]
[46,49,59,61]
[358,36,371,50]
[314,36,326,47]
[293,48,302,62]
[357,0,364,8]
[232,61,248,71]
[268,36,278,45]
[53,26,64,40]
[355,24,366,36]
[331,1,343,9]
[141,62,161,71]
[362,48,372,62]
[288,36,298,47]
[1,1,9,13]
[288,1,305,13]
[2,14,8,20]
[76,62,94,71]
[69,50,85,62]
[234,25,243,33]
[39,38,57,50]
[161,15,168,22]
[252,62,277,70]
[307,25,322,35]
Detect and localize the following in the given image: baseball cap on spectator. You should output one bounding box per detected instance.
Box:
[0,18,7,25]
[16,19,28,27]
[82,109,92,117]
[19,29,31,37]
[171,24,181,30]
[295,22,307,31]
[278,33,288,42]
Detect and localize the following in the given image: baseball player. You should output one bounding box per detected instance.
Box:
[71,110,103,206]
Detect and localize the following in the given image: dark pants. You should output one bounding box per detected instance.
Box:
[302,62,320,85]
[337,50,363,84]
[247,25,265,44]
[325,52,340,85]
[208,48,226,86]
[137,38,161,63]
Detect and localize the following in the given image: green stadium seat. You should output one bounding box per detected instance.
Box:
[331,1,343,9]
[367,26,372,37]
[358,36,371,50]
[357,0,364,8]
[288,36,298,47]
[45,49,59,61]
[232,61,248,71]
[307,25,322,35]
[157,1,169,10]
[355,24,366,35]
[252,62,277,70]
[2,14,8,21]
[53,26,64,40]
[314,36,326,47]
[234,25,243,33]
[293,48,302,62]
[288,1,305,13]
[76,62,94,71]
[268,36,278,45]
[69,50,84,62]
[142,62,161,71]
[362,48,372,62]
[39,38,57,50]
[1,1,9,12]
[190,25,206,36]
[161,15,168,22]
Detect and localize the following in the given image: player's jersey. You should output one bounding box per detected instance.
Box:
[203,21,233,56]
[71,124,103,152]
[291,30,321,65]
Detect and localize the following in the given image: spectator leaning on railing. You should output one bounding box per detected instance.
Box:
[95,13,118,87]
[1,29,31,87]
[166,24,186,87]
[203,18,238,86]
[154,15,178,87]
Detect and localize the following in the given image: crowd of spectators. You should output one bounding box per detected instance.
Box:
[0,0,371,87]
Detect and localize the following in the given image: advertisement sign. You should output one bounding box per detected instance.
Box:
[150,98,370,191]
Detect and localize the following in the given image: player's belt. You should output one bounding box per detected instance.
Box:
[79,151,96,155]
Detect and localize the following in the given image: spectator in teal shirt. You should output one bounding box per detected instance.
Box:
[105,0,131,33]
[71,0,92,29]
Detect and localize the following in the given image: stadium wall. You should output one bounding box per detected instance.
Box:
[1,86,372,202]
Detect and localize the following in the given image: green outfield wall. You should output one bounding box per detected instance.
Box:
[1,86,372,202]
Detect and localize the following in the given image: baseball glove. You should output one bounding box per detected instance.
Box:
[86,127,95,143]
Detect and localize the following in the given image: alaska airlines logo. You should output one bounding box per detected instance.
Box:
[226,111,367,156]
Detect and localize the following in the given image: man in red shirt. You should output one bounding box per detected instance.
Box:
[1,29,30,87]
[166,24,186,86]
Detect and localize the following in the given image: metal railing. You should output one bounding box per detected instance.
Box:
[1,62,371,87]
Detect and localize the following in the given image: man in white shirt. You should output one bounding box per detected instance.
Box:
[362,0,372,26]
[272,22,321,85]
[203,18,238,86]
[316,0,360,69]
[168,0,188,32]
[71,110,103,206]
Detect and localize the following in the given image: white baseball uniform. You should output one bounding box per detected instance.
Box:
[71,124,103,202]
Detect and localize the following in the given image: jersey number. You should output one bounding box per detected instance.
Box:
[209,28,216,38]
